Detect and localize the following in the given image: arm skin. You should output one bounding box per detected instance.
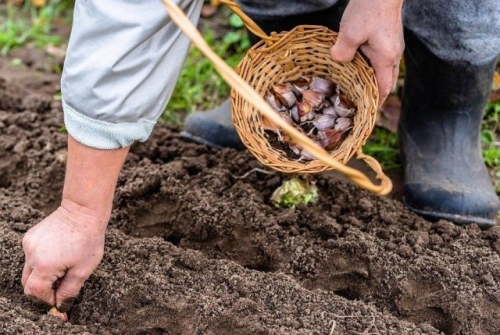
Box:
[331,0,404,107]
[22,135,129,317]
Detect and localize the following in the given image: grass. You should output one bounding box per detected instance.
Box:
[482,100,500,165]
[363,128,401,170]
[0,0,72,55]
[482,101,500,192]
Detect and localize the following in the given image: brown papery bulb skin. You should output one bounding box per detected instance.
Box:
[333,94,355,117]
[318,128,352,151]
[289,76,311,93]
[265,93,285,112]
[301,90,325,110]
[273,83,297,107]
[297,102,314,123]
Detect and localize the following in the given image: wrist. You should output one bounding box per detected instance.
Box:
[56,198,108,236]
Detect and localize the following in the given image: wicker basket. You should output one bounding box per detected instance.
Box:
[233,25,378,173]
[162,0,392,195]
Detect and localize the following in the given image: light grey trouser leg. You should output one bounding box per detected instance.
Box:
[403,0,500,62]
[62,0,203,149]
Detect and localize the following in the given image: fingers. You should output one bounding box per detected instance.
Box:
[23,267,82,319]
[54,273,86,311]
[330,28,362,63]
[370,61,398,108]
[22,235,57,306]
[21,206,106,318]
[332,42,399,107]
[23,269,57,306]
[329,0,404,108]
[330,26,400,107]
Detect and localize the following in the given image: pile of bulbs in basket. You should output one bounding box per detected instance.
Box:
[263,76,356,161]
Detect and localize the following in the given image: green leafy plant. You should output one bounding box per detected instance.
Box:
[481,129,500,167]
[482,101,500,167]
[481,101,500,192]
[270,177,319,209]
[0,1,72,55]
[363,127,401,170]
[483,101,500,132]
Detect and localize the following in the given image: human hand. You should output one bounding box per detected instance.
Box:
[330,0,404,107]
[21,136,128,320]
[22,200,106,320]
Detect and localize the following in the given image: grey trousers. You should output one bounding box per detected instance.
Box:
[403,0,500,63]
[61,0,500,150]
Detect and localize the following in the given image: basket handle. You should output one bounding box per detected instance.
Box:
[217,0,275,46]
[161,0,393,196]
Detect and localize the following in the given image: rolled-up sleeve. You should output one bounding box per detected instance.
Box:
[61,0,203,149]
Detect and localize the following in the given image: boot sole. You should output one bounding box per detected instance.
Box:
[405,202,497,229]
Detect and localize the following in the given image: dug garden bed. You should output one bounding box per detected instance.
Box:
[0,51,499,335]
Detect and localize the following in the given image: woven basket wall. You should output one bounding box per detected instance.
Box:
[231,25,379,174]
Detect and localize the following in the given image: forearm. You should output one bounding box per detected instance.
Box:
[62,135,129,232]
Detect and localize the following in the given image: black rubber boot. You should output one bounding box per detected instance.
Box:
[181,100,245,150]
[181,1,348,150]
[399,29,500,228]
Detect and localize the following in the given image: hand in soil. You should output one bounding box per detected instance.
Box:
[21,201,106,318]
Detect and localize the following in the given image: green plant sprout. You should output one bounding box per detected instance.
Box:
[270,177,319,209]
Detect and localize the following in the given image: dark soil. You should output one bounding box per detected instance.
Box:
[1,49,500,335]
